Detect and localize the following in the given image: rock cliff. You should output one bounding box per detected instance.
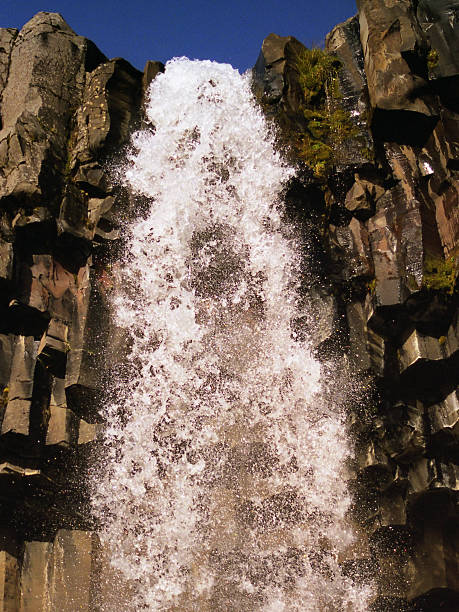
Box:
[0,4,457,610]
[253,2,459,609]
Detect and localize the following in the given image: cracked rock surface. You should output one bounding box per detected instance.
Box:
[0,4,457,609]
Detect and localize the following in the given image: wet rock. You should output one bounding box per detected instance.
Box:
[0,242,13,281]
[411,589,459,612]
[344,174,386,219]
[427,390,459,462]
[13,213,56,258]
[398,329,446,372]
[46,404,78,448]
[367,327,386,377]
[294,287,338,347]
[347,301,372,372]
[405,291,455,337]
[378,487,409,527]
[376,402,425,463]
[407,458,459,496]
[366,190,411,309]
[20,540,54,611]
[53,232,92,274]
[0,335,14,387]
[326,16,374,168]
[407,516,459,602]
[399,350,459,406]
[47,530,93,611]
[73,161,111,196]
[356,437,394,491]
[65,270,106,422]
[427,390,459,435]
[330,218,374,283]
[77,419,97,446]
[370,596,410,611]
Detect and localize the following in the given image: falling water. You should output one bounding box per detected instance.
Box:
[92,58,371,611]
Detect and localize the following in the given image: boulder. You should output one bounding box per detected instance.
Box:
[344,174,385,218]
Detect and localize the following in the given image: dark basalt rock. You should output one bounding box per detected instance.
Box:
[252,33,309,134]
[0,3,456,609]
[253,3,459,608]
[326,16,375,168]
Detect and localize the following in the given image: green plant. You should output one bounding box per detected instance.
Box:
[427,48,439,71]
[294,48,359,178]
[295,47,341,105]
[367,278,376,295]
[0,386,8,411]
[422,255,456,294]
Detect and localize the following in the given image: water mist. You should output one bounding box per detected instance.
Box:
[92,57,372,611]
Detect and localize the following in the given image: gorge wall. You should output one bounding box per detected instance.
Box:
[0,2,458,610]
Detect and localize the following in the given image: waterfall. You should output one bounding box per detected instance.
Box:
[92,57,372,611]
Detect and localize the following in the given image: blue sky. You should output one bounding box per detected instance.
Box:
[1,1,357,73]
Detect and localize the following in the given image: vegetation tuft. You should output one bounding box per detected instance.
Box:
[427,48,439,72]
[422,255,457,294]
[294,48,359,179]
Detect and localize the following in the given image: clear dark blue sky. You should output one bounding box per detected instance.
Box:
[1,1,357,73]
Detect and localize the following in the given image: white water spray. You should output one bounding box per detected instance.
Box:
[92,57,371,611]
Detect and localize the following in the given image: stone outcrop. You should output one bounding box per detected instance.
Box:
[0,12,148,610]
[0,3,458,610]
[254,3,459,609]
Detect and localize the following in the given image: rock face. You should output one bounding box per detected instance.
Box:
[254,2,459,609]
[0,13,145,610]
[0,4,457,610]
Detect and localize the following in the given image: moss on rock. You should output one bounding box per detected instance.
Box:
[422,255,457,294]
[294,47,359,179]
